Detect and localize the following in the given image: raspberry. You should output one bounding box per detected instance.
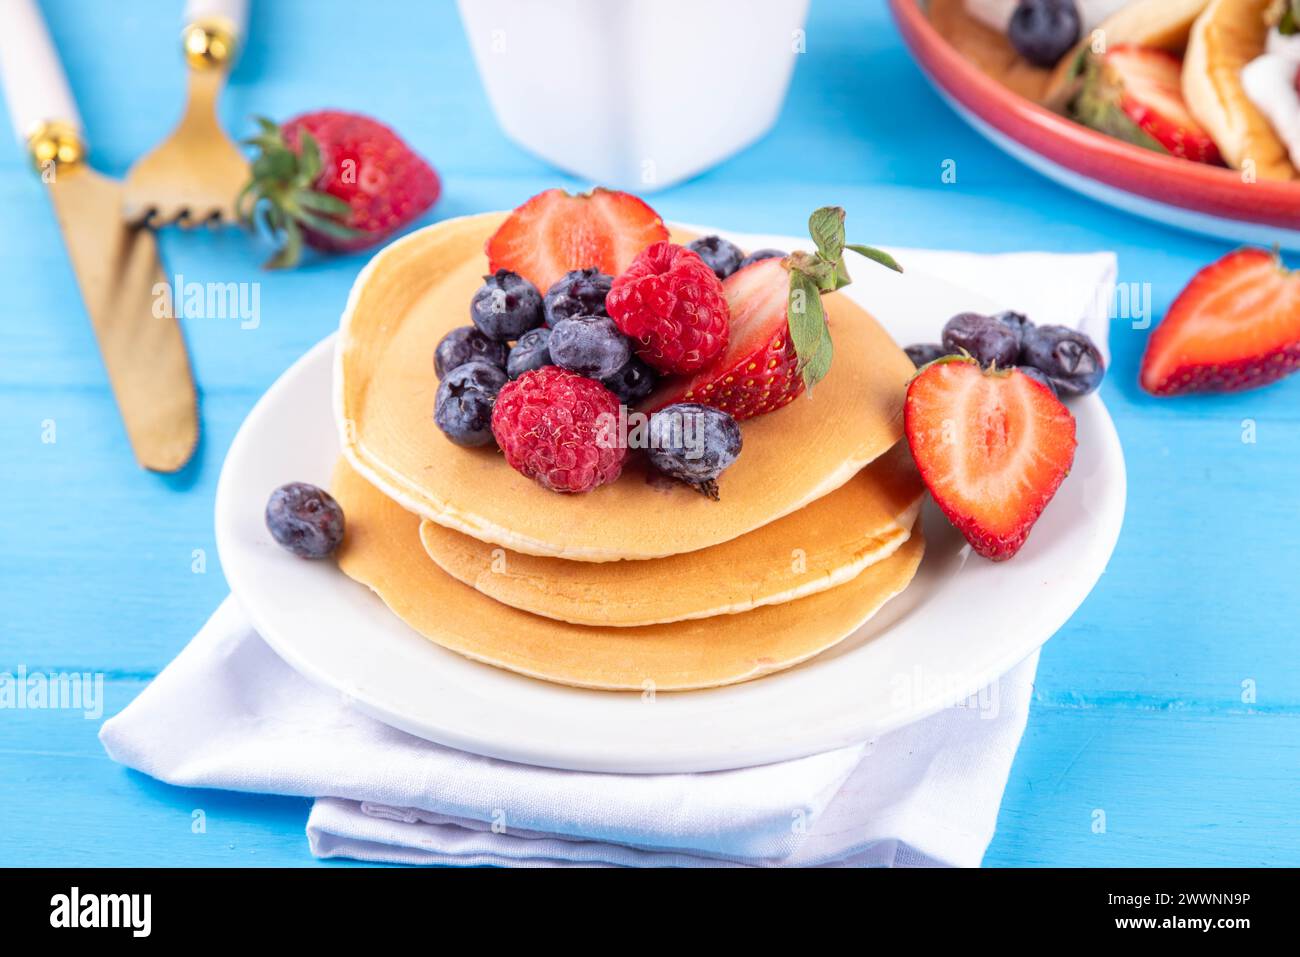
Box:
[606,242,729,375]
[491,367,627,494]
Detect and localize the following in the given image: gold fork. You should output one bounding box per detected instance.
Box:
[124,0,249,227]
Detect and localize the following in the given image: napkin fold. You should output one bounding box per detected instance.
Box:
[100,249,1117,867]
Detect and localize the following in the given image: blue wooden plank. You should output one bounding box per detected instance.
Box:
[0,0,1295,867]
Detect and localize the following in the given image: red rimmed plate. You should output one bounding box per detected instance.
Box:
[889,0,1300,247]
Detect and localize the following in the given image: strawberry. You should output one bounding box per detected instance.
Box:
[1073,46,1222,164]
[650,207,901,420]
[1140,248,1300,395]
[485,188,669,294]
[905,357,1077,561]
[239,111,441,269]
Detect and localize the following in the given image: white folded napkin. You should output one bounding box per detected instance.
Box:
[100,249,1117,868]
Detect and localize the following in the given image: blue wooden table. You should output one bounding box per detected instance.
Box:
[1,0,1296,867]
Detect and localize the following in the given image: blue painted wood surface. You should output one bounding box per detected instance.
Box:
[1,0,1296,866]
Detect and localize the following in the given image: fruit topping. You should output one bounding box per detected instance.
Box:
[651,208,900,420]
[1015,364,1060,397]
[601,355,659,405]
[1139,247,1300,395]
[469,269,544,341]
[905,357,1078,561]
[1008,0,1081,68]
[686,235,745,280]
[1019,324,1105,396]
[543,268,614,326]
[434,326,508,378]
[942,311,1021,367]
[905,343,955,367]
[265,482,346,558]
[738,248,787,270]
[646,404,743,500]
[548,315,633,380]
[240,111,440,269]
[492,367,627,493]
[434,360,507,447]
[506,327,553,379]
[484,188,669,294]
[993,309,1034,346]
[1073,46,1223,164]
[607,241,731,374]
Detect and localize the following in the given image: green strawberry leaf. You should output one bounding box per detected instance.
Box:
[808,206,846,261]
[845,243,903,273]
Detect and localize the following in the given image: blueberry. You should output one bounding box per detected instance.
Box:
[601,355,658,405]
[435,325,509,378]
[1016,364,1059,397]
[686,235,745,280]
[434,360,508,447]
[1019,324,1105,397]
[942,312,1021,368]
[265,482,345,559]
[543,268,613,326]
[507,327,553,379]
[739,248,786,269]
[992,310,1035,348]
[904,343,953,368]
[548,315,631,380]
[1008,0,1080,68]
[646,403,743,499]
[470,269,544,341]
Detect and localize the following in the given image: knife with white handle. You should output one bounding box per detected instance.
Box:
[0,0,199,473]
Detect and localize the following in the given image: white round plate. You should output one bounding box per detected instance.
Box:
[215,227,1126,773]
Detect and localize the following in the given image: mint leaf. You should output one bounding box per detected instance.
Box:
[845,243,903,273]
[808,206,846,262]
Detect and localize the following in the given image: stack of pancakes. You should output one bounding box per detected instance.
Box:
[330,213,926,692]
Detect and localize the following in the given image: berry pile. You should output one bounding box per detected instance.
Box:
[905,311,1105,398]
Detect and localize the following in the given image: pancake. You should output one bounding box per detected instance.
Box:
[419,441,924,627]
[929,0,1055,102]
[336,211,915,562]
[1183,0,1297,180]
[332,459,925,692]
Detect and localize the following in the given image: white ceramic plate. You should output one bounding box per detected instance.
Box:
[215,228,1126,773]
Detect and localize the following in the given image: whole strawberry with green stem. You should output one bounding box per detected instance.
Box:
[238,110,440,269]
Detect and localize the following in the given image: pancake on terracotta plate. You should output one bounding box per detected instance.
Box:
[335,211,915,563]
[331,459,925,692]
[418,441,924,627]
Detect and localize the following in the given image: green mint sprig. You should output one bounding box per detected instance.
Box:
[786,206,902,390]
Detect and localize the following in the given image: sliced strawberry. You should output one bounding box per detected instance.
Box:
[1140,248,1300,395]
[905,358,1077,561]
[485,188,668,294]
[1076,46,1222,165]
[648,256,804,420]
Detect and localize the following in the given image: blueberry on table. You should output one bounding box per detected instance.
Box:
[942,312,1021,368]
[601,355,658,405]
[470,269,544,341]
[1020,324,1105,397]
[738,248,786,270]
[435,325,509,378]
[1008,0,1081,68]
[543,268,613,326]
[507,327,553,379]
[549,315,632,380]
[647,403,743,500]
[434,360,508,446]
[266,482,345,559]
[904,343,953,368]
[686,235,745,280]
[1016,364,1059,397]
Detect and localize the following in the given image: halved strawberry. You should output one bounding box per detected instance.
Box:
[1140,248,1300,395]
[648,256,803,420]
[1074,45,1222,164]
[905,358,1077,561]
[484,188,668,294]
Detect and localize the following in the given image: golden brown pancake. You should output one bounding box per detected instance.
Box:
[336,211,915,562]
[332,459,925,692]
[1183,0,1297,180]
[419,441,924,627]
[929,0,1055,102]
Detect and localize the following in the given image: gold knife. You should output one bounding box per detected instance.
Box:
[0,0,199,472]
